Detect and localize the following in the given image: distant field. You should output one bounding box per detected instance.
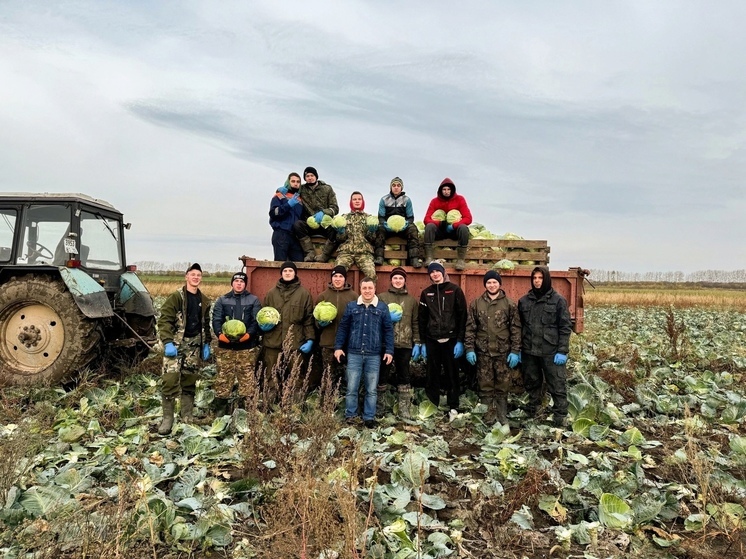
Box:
[585,283,746,310]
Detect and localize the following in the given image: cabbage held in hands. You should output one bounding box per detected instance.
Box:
[431,209,447,222]
[306,216,320,229]
[366,215,379,228]
[222,319,246,340]
[313,301,338,323]
[388,303,403,314]
[331,215,347,229]
[320,214,334,229]
[446,209,462,224]
[257,307,281,328]
[386,215,407,232]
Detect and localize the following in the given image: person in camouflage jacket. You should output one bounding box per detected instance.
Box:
[378,267,421,419]
[464,270,522,426]
[292,166,339,261]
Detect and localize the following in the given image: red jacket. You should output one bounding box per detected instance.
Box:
[423,178,472,229]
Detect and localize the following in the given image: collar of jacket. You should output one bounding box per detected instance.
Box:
[356,294,379,307]
[482,289,505,302]
[388,285,408,295]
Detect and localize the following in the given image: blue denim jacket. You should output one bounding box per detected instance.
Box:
[334,297,394,356]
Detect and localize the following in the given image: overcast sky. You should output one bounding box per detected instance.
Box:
[1,1,743,274]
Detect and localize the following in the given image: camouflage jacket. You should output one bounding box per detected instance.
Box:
[299,180,339,219]
[315,283,358,348]
[262,279,315,350]
[379,286,420,349]
[157,287,212,345]
[464,290,521,357]
[336,211,376,254]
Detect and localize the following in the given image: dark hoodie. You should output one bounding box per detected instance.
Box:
[418,276,467,342]
[518,267,572,356]
[423,177,473,228]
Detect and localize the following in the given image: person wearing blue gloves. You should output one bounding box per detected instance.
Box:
[464,270,522,427]
[269,172,304,261]
[418,261,468,415]
[378,267,421,419]
[292,166,339,262]
[374,177,422,268]
[260,261,315,399]
[518,266,573,427]
[156,262,212,435]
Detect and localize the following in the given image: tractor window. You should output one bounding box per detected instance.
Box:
[0,209,16,262]
[17,205,71,266]
[80,211,123,270]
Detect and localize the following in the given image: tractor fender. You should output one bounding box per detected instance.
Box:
[118,271,156,317]
[58,267,115,319]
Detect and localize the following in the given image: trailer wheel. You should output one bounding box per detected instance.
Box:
[0,275,101,385]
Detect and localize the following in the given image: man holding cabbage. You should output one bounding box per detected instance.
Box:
[292,166,339,262]
[423,178,473,270]
[374,177,422,268]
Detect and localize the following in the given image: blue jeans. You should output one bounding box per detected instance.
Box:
[345,352,381,421]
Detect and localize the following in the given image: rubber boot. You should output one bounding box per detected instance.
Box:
[397,384,413,420]
[158,397,175,435]
[315,241,336,263]
[455,246,467,271]
[424,244,434,266]
[373,247,385,266]
[496,395,509,425]
[408,249,422,269]
[376,384,388,416]
[483,397,498,424]
[180,393,195,423]
[300,237,316,262]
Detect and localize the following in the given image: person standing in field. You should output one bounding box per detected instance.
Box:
[418,261,468,413]
[314,265,358,385]
[334,277,394,428]
[518,266,573,427]
[211,271,262,414]
[259,261,315,397]
[156,263,212,435]
[269,172,304,262]
[293,166,339,262]
[374,177,422,268]
[377,267,421,419]
[422,178,473,270]
[464,270,522,426]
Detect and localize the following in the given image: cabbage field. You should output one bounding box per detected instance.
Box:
[1,303,745,558]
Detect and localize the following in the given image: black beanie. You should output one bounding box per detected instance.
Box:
[303,166,318,181]
[483,270,502,286]
[280,261,297,274]
[231,272,248,283]
[427,261,445,275]
[390,266,407,280]
[331,265,347,279]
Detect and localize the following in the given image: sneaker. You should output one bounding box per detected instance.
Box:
[363,419,377,428]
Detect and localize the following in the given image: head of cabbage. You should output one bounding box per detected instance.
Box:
[313,301,338,322]
[388,303,403,315]
[320,214,334,229]
[431,209,447,222]
[331,215,347,229]
[446,209,462,224]
[257,307,281,327]
[386,215,407,232]
[222,319,246,339]
[306,216,320,229]
[366,215,379,228]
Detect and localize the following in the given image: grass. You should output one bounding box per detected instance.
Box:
[585,283,746,311]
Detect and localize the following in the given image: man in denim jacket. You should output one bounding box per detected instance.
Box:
[334,277,394,427]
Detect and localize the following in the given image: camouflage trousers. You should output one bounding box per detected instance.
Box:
[161,336,205,399]
[336,251,377,281]
[476,352,524,398]
[214,346,260,399]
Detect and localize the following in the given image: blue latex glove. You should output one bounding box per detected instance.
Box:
[454,341,464,359]
[389,309,402,323]
[383,221,391,232]
[446,224,454,233]
[164,342,177,358]
[411,344,421,361]
[277,185,288,195]
[314,211,325,224]
[336,226,346,235]
[259,322,275,332]
[202,344,211,361]
[287,194,300,207]
[466,351,477,365]
[507,352,520,369]
[367,224,378,233]
[554,353,568,366]
[421,344,427,361]
[318,320,332,328]
[299,340,314,354]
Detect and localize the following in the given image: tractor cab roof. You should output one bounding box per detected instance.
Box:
[0,193,120,215]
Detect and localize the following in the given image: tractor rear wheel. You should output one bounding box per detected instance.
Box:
[0,275,101,385]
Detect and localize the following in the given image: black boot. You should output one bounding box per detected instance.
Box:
[300,237,316,262]
[424,244,434,266]
[373,248,385,266]
[455,246,467,271]
[408,248,422,268]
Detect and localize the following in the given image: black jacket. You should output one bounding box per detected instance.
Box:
[518,270,572,357]
[212,290,262,349]
[418,280,467,342]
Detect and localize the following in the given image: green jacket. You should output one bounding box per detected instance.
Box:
[336,211,376,254]
[379,286,420,349]
[262,280,315,350]
[315,283,358,348]
[299,180,339,219]
[157,287,212,345]
[464,290,521,357]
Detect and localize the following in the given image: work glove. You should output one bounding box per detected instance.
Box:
[421,345,427,361]
[389,309,402,323]
[318,320,332,328]
[202,344,211,361]
[287,194,300,207]
[411,344,421,361]
[239,333,250,343]
[507,352,520,369]
[367,223,378,233]
[554,353,568,366]
[335,226,346,235]
[277,185,288,195]
[218,333,230,344]
[299,340,314,354]
[466,351,477,365]
[446,224,454,233]
[454,341,464,359]
[314,211,325,224]
[383,221,391,232]
[164,342,177,358]
[259,322,275,332]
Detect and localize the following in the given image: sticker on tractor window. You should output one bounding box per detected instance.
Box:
[64,238,78,254]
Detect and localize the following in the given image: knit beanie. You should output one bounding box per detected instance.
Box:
[331,265,347,279]
[280,261,297,274]
[483,270,502,286]
[232,272,248,283]
[390,177,403,189]
[427,261,445,275]
[303,167,318,181]
[390,266,407,280]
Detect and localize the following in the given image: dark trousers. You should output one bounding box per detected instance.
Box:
[272,229,304,262]
[425,338,460,409]
[521,353,568,416]
[375,224,420,255]
[379,347,413,386]
[424,222,469,247]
